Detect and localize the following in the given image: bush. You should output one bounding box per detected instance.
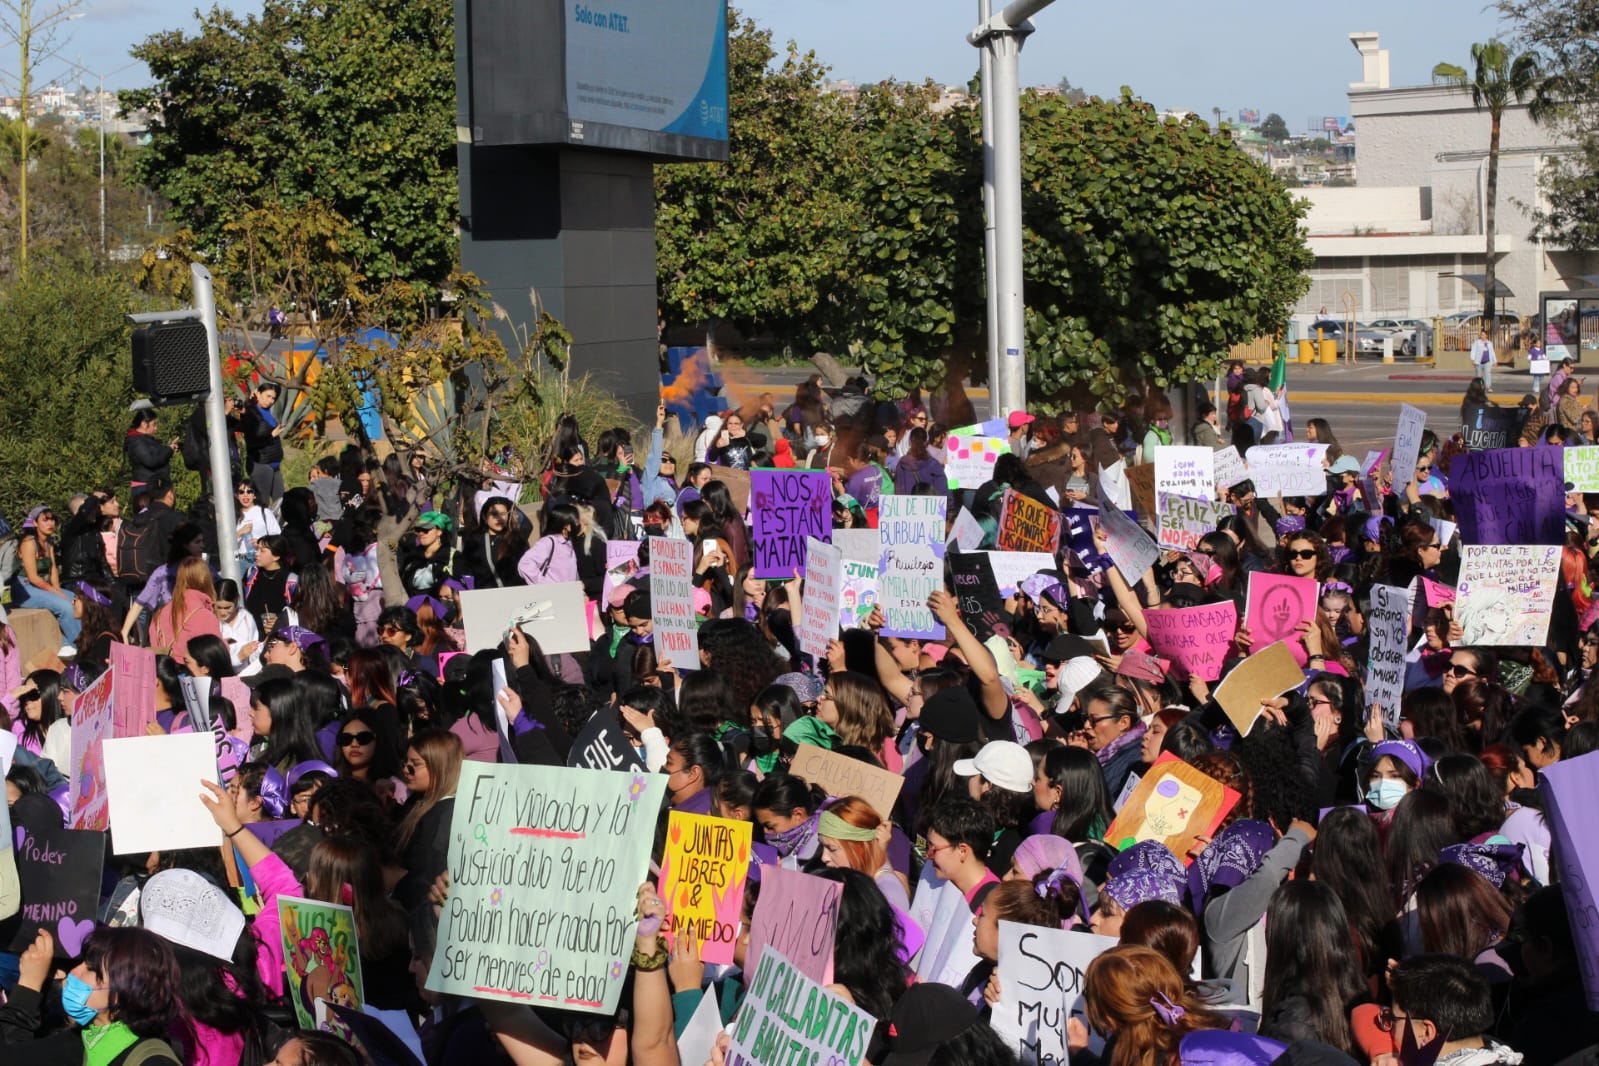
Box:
[494,370,639,500]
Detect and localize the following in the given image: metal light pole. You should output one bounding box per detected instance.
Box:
[61,56,138,256]
[969,0,1054,421]
[977,0,1000,421]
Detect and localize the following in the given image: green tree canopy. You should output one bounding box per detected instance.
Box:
[1259,113,1291,141]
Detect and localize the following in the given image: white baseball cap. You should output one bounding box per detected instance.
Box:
[1055,655,1106,710]
[953,740,1033,794]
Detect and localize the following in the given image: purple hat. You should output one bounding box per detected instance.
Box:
[21,505,48,530]
[1363,515,1390,544]
[406,594,447,619]
[257,767,290,818]
[285,760,338,791]
[1104,840,1186,910]
[1440,841,1524,889]
[1372,739,1432,781]
[442,576,473,593]
[1274,515,1307,536]
[60,659,105,693]
[773,671,824,704]
[272,625,326,652]
[1187,819,1275,913]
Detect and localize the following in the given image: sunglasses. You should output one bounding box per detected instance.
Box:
[1447,664,1478,678]
[1422,541,1442,550]
[338,730,376,747]
[1286,548,1318,561]
[1110,623,1139,635]
[417,525,438,533]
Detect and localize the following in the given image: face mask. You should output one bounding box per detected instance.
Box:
[629,631,653,646]
[766,816,816,858]
[61,974,101,1026]
[1366,779,1408,811]
[749,726,777,757]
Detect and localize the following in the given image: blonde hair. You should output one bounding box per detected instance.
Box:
[827,671,893,753]
[396,729,463,850]
[1085,946,1226,1066]
[160,556,217,645]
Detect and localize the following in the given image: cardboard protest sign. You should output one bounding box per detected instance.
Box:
[1450,446,1566,546]
[1213,641,1305,737]
[949,551,1007,639]
[1213,446,1248,491]
[8,823,104,956]
[649,536,701,671]
[1143,602,1237,682]
[1461,403,1530,452]
[982,551,1058,597]
[102,732,222,855]
[109,644,157,739]
[831,529,880,565]
[750,468,831,579]
[67,666,114,831]
[1392,403,1427,488]
[280,896,365,1028]
[1244,444,1330,498]
[880,495,948,550]
[944,425,1010,489]
[728,948,873,1066]
[425,762,668,1013]
[661,811,753,965]
[947,506,986,551]
[1098,505,1160,583]
[798,537,843,660]
[878,544,945,639]
[1456,544,1562,647]
[1365,585,1411,732]
[1155,446,1215,501]
[1536,751,1599,1009]
[1360,449,1389,512]
[744,865,842,986]
[790,742,905,820]
[997,489,1063,555]
[1155,494,1218,552]
[1567,446,1599,492]
[708,465,751,512]
[1245,571,1319,645]
[459,582,590,655]
[839,559,878,631]
[993,922,1118,1066]
[566,708,646,774]
[1102,753,1240,857]
[1125,463,1158,518]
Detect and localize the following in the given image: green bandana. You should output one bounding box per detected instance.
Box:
[819,809,878,842]
[83,1022,139,1066]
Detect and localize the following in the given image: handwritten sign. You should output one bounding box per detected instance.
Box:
[1125,463,1158,518]
[1461,404,1530,452]
[798,537,843,661]
[878,544,945,639]
[993,922,1118,1066]
[1245,571,1318,645]
[728,948,872,1066]
[566,708,646,774]
[1392,403,1427,487]
[1244,444,1330,498]
[1456,544,1562,647]
[1102,753,1240,857]
[997,489,1063,554]
[109,644,157,739]
[981,551,1058,598]
[944,426,1010,489]
[102,732,222,855]
[744,865,842,986]
[8,823,103,956]
[661,812,752,965]
[1450,447,1566,546]
[1156,494,1218,552]
[947,506,986,551]
[459,582,590,655]
[1538,752,1599,1009]
[949,551,1007,639]
[750,469,831,579]
[1155,446,1215,501]
[426,762,668,1014]
[790,741,905,820]
[1143,602,1237,682]
[1213,641,1305,737]
[1567,446,1599,492]
[1098,505,1160,584]
[649,536,701,671]
[600,539,641,608]
[839,559,878,631]
[1213,446,1248,491]
[280,896,364,1028]
[67,666,114,831]
[879,495,948,550]
[1365,585,1410,733]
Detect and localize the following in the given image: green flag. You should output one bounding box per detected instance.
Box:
[1268,350,1288,392]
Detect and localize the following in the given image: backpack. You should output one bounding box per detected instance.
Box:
[179,410,207,471]
[116,509,165,584]
[607,475,639,540]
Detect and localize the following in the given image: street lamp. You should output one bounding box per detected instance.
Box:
[968,0,1056,421]
[63,55,141,255]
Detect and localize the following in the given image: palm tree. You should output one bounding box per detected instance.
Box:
[1433,40,1550,326]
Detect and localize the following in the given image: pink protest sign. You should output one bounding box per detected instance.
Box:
[68,667,115,831]
[649,536,700,671]
[1143,602,1238,681]
[661,811,753,965]
[1245,572,1319,645]
[744,865,842,986]
[109,644,157,739]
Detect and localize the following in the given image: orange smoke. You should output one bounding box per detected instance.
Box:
[661,348,710,410]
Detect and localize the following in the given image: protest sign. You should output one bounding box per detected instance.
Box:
[839,559,878,631]
[944,426,1010,489]
[727,948,873,1066]
[1099,459,1132,511]
[831,528,880,565]
[1143,602,1237,682]
[1213,641,1305,737]
[102,732,222,855]
[1537,751,1599,1009]
[1098,505,1160,584]
[1061,507,1100,557]
[1125,463,1158,518]
[68,666,114,831]
[996,489,1063,555]
[1359,449,1389,511]
[798,537,843,660]
[661,811,753,965]
[109,644,157,739]
[1244,444,1330,498]
[947,506,986,551]
[1102,753,1240,857]
[1156,494,1218,552]
[1246,571,1319,645]
[750,468,831,579]
[790,742,905,820]
[949,551,1007,639]
[1366,585,1411,732]
[1456,544,1562,647]
[993,922,1118,1066]
[566,708,646,774]
[1430,517,1458,548]
[1155,446,1215,501]
[678,989,725,1066]
[1450,447,1566,546]
[1392,403,1427,487]
[744,866,842,986]
[708,466,751,512]
[8,823,103,956]
[1461,403,1530,451]
[1213,446,1248,491]
[909,867,982,986]
[280,896,365,1028]
[426,762,668,1013]
[1568,446,1599,492]
[880,495,948,550]
[878,544,945,639]
[982,551,1058,598]
[459,582,590,655]
[600,539,641,607]
[649,536,701,671]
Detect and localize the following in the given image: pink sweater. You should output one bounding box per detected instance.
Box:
[248,847,304,997]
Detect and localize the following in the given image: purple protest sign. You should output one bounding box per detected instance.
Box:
[1245,572,1319,645]
[1535,751,1599,1009]
[744,866,842,986]
[1450,446,1566,546]
[1143,602,1237,681]
[750,469,832,579]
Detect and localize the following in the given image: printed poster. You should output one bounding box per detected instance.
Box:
[280,895,365,1028]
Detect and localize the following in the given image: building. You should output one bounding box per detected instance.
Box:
[1292,32,1598,331]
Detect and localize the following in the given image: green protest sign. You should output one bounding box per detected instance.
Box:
[426,762,668,1014]
[728,947,874,1066]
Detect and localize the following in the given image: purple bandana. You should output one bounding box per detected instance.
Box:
[1104,840,1186,910]
[1187,819,1275,912]
[1440,841,1524,889]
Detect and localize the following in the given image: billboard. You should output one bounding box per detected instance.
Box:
[1238,108,1260,125]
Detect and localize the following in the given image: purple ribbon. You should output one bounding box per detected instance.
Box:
[75,582,112,606]
[257,767,289,818]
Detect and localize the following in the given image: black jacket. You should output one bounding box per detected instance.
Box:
[240,403,285,466]
[124,430,173,484]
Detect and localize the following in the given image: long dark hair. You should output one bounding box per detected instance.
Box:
[83,926,191,1042]
[1385,789,1458,909]
[1309,807,1393,978]
[1403,687,1467,753]
[814,868,909,1020]
[332,710,404,782]
[751,772,823,819]
[1260,881,1365,1053]
[700,480,740,530]
[1422,753,1505,840]
[15,668,63,745]
[1044,745,1115,841]
[306,836,410,961]
[290,556,349,636]
[185,633,235,678]
[253,678,323,769]
[169,934,269,1062]
[676,670,739,736]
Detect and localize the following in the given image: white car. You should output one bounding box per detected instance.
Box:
[1367,318,1433,356]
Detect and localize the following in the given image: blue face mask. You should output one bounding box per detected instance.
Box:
[1366,779,1408,812]
[61,974,101,1026]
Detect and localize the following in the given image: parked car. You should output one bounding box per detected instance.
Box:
[1444,311,1521,350]
[1354,328,1393,356]
[1367,318,1434,356]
